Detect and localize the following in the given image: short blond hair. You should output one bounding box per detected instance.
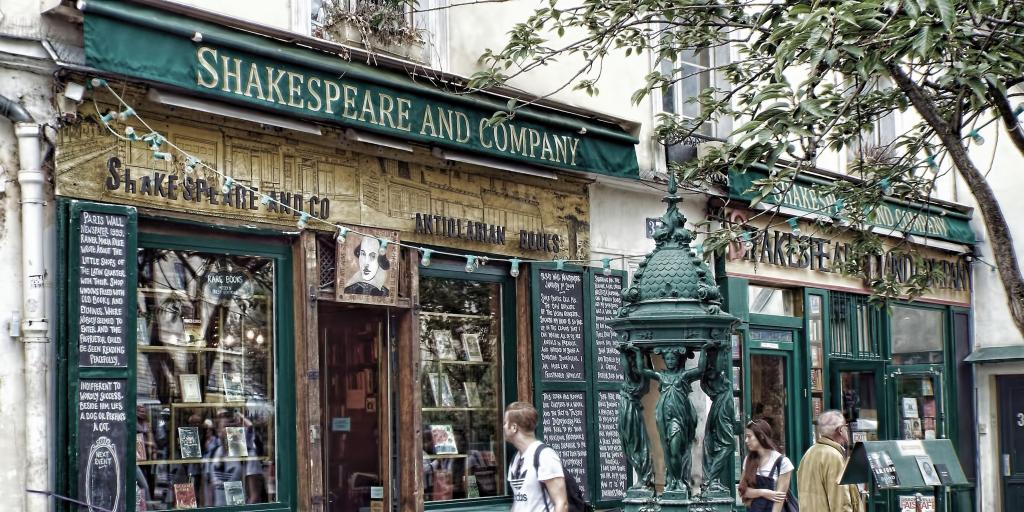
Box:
[504,401,539,432]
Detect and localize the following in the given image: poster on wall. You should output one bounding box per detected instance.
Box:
[336,226,400,306]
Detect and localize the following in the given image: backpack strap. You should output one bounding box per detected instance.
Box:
[533,443,551,512]
[769,454,784,483]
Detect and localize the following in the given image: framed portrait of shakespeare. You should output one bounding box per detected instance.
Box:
[336,225,400,306]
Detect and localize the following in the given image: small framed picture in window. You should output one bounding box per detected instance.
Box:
[179,374,202,403]
[461,333,483,362]
[337,226,400,306]
[432,330,457,361]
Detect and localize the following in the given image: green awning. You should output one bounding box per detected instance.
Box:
[964,345,1024,363]
[729,168,975,245]
[82,0,640,179]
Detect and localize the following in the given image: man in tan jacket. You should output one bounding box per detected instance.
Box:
[797,410,862,512]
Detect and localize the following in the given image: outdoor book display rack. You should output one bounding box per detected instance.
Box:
[840,439,968,512]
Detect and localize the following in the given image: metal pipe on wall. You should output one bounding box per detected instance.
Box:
[2,93,51,512]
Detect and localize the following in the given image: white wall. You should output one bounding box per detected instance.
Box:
[166,0,295,31]
[0,40,59,512]
[444,0,659,174]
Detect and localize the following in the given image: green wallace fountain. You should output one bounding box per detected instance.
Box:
[607,175,739,512]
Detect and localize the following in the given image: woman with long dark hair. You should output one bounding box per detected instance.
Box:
[739,419,795,512]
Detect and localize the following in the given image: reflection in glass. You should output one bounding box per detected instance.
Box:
[839,371,878,443]
[891,306,943,364]
[749,354,787,452]
[135,249,276,510]
[419,277,506,502]
[748,286,801,316]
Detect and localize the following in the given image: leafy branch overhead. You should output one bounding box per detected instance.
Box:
[468,0,1024,335]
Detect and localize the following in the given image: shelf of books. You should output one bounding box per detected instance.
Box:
[418,277,506,503]
[896,374,939,441]
[135,249,278,509]
[731,331,743,488]
[807,294,826,429]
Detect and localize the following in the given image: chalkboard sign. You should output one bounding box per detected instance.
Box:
[78,379,128,512]
[592,274,624,382]
[596,391,628,501]
[76,211,131,367]
[541,391,589,500]
[537,270,586,382]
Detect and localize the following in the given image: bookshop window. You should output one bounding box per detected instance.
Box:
[419,276,506,502]
[891,306,944,364]
[136,248,277,509]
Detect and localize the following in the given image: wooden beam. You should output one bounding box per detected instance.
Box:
[516,268,533,401]
[398,250,423,512]
[295,232,325,510]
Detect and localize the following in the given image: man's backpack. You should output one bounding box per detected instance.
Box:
[533,443,594,512]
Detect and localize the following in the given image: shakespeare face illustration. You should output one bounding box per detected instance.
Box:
[343,235,391,297]
[358,237,382,281]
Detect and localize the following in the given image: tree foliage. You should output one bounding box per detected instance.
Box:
[468,0,1024,334]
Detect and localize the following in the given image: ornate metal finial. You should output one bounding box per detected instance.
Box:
[654,172,693,248]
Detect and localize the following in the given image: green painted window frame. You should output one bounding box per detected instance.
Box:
[419,261,518,511]
[54,198,298,512]
[529,263,629,509]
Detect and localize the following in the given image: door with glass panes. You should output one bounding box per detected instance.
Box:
[746,326,802,458]
[888,304,947,442]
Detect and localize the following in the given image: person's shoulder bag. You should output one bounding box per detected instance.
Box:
[769,455,800,512]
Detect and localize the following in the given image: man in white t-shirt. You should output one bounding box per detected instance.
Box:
[504,402,568,512]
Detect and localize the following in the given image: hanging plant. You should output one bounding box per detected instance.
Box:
[320,0,422,53]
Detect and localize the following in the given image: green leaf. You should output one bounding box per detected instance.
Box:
[914,25,932,57]
[932,0,954,30]
[506,98,517,111]
[841,45,865,58]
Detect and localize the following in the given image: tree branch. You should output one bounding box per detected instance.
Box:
[889,63,1024,334]
[988,81,1024,156]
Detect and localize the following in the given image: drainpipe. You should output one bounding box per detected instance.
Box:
[2,94,50,512]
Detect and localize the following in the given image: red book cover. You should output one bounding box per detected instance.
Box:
[173,482,197,509]
[921,397,937,418]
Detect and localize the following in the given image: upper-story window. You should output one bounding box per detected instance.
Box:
[660,49,713,136]
[311,0,448,69]
[846,77,897,169]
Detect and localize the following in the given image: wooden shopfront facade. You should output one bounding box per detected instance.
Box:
[717,168,977,511]
[54,2,640,511]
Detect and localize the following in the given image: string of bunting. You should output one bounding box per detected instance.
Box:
[88,78,659,276]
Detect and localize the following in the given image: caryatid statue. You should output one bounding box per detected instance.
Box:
[617,343,653,491]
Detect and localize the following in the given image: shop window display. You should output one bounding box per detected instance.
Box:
[419,277,506,502]
[807,295,826,423]
[135,249,277,509]
[895,375,940,440]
